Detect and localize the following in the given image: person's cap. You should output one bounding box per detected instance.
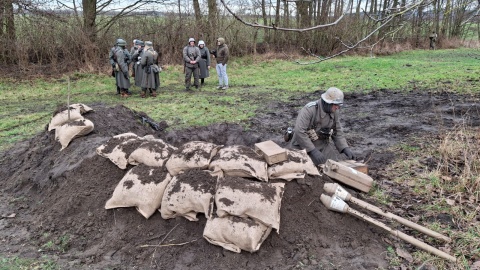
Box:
[188,38,195,43]
[321,87,344,105]
[198,40,205,46]
[145,41,153,46]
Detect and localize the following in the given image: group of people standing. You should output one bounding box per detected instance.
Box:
[109,36,229,96]
[109,39,160,98]
[182,37,229,91]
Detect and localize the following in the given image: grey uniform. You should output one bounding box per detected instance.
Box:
[114,47,131,90]
[183,45,201,89]
[198,46,211,79]
[140,48,160,90]
[290,100,349,160]
[131,49,144,87]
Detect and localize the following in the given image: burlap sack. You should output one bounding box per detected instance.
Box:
[160,169,217,221]
[215,176,285,232]
[267,149,320,181]
[55,119,94,150]
[128,139,177,167]
[48,103,93,131]
[105,165,172,219]
[96,133,145,169]
[209,145,268,182]
[203,215,272,253]
[48,110,84,131]
[165,141,223,176]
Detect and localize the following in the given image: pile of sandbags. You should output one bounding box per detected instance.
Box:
[48,103,95,150]
[101,135,320,253]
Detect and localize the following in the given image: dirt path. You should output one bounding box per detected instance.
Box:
[0,91,478,269]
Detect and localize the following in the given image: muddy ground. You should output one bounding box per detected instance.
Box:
[0,90,479,269]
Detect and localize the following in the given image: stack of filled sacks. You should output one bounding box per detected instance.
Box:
[47,103,95,150]
[99,135,321,253]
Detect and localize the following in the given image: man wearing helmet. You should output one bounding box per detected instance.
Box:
[182,37,201,91]
[290,87,356,166]
[113,39,132,97]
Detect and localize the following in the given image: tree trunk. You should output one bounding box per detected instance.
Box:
[261,0,269,42]
[0,0,5,38]
[207,0,217,45]
[193,0,202,24]
[82,0,97,42]
[5,0,15,42]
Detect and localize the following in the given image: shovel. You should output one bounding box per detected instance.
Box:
[323,183,451,243]
[320,194,456,263]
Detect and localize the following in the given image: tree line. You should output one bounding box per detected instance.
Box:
[0,0,478,72]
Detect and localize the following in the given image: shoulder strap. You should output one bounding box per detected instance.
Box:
[306,101,318,129]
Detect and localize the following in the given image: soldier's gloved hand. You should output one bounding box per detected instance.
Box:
[307,149,327,166]
[341,148,356,160]
[123,71,129,79]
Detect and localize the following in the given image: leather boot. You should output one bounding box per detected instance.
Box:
[151,90,157,97]
[140,90,146,98]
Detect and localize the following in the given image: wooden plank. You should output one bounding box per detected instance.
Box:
[254,140,287,165]
[323,159,373,193]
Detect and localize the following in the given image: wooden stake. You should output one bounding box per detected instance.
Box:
[320,194,456,263]
[323,183,452,243]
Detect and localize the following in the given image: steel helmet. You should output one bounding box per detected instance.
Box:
[198,40,205,46]
[321,87,344,105]
[188,38,195,43]
[116,39,127,47]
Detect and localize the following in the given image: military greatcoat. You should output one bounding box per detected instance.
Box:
[140,48,160,90]
[114,47,131,89]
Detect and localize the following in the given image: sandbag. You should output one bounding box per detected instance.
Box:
[209,145,268,182]
[128,139,177,167]
[96,133,146,169]
[203,215,272,253]
[160,169,217,221]
[55,119,94,150]
[105,165,172,219]
[215,176,285,232]
[267,149,320,181]
[48,103,93,131]
[48,110,83,131]
[165,141,223,176]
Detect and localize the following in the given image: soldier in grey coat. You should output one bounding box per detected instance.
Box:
[113,39,132,97]
[290,87,356,166]
[183,37,201,91]
[197,40,210,86]
[109,39,120,94]
[131,40,145,88]
[140,41,160,98]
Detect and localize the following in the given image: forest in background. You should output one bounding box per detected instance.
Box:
[0,0,479,74]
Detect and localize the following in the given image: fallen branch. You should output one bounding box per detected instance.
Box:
[139,239,199,248]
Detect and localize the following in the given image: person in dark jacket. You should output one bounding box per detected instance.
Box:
[113,39,131,97]
[290,87,356,166]
[197,40,211,86]
[109,39,121,94]
[182,37,201,91]
[140,41,160,98]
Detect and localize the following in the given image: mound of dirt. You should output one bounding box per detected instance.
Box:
[1,91,479,269]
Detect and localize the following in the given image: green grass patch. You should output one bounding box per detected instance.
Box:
[0,256,58,270]
[1,48,480,152]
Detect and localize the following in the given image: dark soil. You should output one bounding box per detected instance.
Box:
[1,91,479,269]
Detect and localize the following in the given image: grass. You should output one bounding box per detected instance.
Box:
[373,124,480,269]
[0,256,58,270]
[1,48,480,151]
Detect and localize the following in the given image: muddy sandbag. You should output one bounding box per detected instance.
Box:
[165,141,223,176]
[128,139,177,167]
[203,215,272,253]
[209,145,268,182]
[215,176,285,232]
[48,103,93,131]
[48,109,83,131]
[160,169,217,221]
[96,133,147,169]
[267,149,320,181]
[105,165,172,219]
[55,119,94,150]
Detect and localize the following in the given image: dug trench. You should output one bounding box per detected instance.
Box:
[0,90,479,269]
